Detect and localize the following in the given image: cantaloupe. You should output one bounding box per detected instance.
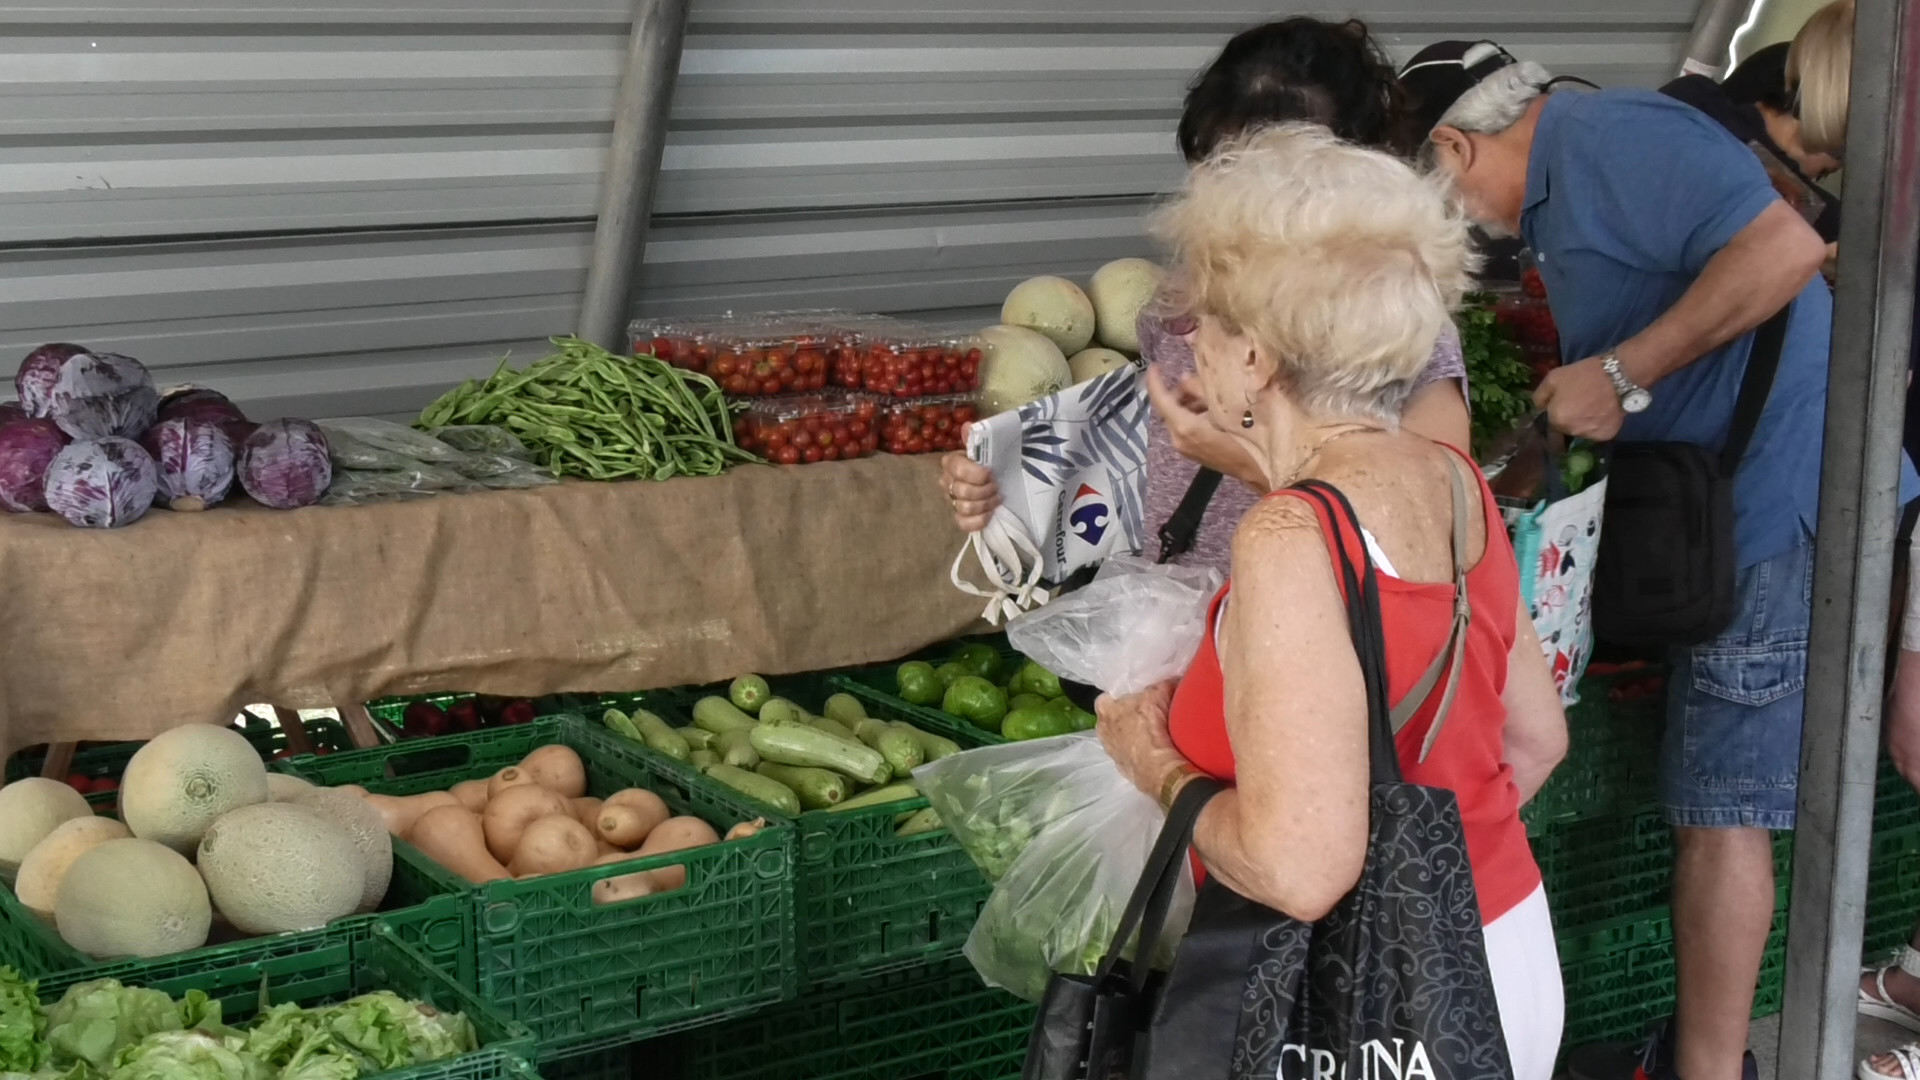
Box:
[1087,258,1165,353]
[14,816,130,919]
[55,838,211,958]
[977,325,1071,416]
[121,724,270,854]
[1002,276,1097,355]
[197,803,365,935]
[265,774,314,801]
[291,787,392,913]
[1068,348,1134,385]
[0,778,93,876]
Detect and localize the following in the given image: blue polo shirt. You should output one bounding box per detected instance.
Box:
[1521,88,1919,568]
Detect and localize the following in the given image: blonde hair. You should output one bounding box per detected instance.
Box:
[1151,123,1477,424]
[1788,0,1854,156]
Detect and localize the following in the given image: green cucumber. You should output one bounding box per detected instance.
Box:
[755,762,847,810]
[607,708,689,762]
[854,720,924,778]
[703,763,801,816]
[892,721,961,762]
[693,696,758,735]
[715,727,761,770]
[822,693,868,726]
[677,726,717,751]
[828,782,920,812]
[689,748,719,771]
[750,723,890,785]
[894,807,943,837]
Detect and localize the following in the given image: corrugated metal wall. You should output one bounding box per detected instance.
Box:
[0,0,1696,419]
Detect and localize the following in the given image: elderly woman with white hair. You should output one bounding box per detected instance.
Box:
[1092,123,1568,1080]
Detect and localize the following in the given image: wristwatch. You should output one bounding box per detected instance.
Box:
[1601,352,1652,414]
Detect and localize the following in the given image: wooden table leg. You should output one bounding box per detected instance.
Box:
[341,705,384,749]
[38,742,76,780]
[269,707,318,758]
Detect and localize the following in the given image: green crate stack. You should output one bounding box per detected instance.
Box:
[276,716,796,1059]
[608,677,996,988]
[1867,758,1920,955]
[537,1044,634,1080]
[34,919,536,1080]
[1521,666,1666,833]
[364,692,675,742]
[4,718,355,808]
[664,959,1032,1080]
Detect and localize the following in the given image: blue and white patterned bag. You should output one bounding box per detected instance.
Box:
[952,367,1151,623]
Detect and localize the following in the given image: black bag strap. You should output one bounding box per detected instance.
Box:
[1720,303,1793,474]
[1293,480,1403,785]
[1157,468,1225,564]
[1093,775,1225,992]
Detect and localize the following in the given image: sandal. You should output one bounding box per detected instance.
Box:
[1863,946,1920,1033]
[1860,1044,1920,1080]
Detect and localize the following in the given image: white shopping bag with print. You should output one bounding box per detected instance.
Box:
[952,367,1151,623]
[1504,475,1607,706]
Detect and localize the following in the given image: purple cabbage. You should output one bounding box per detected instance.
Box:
[0,419,71,512]
[157,387,247,427]
[44,437,158,528]
[16,343,90,418]
[141,417,236,512]
[46,351,159,440]
[0,402,25,429]
[239,419,332,509]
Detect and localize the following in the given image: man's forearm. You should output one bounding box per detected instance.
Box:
[1617,201,1827,387]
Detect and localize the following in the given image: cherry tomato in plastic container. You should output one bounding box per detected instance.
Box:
[878,392,980,455]
[852,326,984,398]
[732,392,881,463]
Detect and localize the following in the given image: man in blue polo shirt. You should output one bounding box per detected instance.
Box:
[1403,40,1920,1080]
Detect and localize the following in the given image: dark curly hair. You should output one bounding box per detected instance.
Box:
[1176,17,1412,164]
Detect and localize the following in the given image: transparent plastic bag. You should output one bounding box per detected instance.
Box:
[472,457,558,490]
[1005,554,1223,697]
[317,417,466,464]
[915,732,1189,1001]
[429,424,534,461]
[319,465,481,506]
[319,426,421,472]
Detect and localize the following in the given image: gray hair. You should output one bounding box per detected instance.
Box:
[1438,60,1555,135]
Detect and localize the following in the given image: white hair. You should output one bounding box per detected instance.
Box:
[1439,60,1555,135]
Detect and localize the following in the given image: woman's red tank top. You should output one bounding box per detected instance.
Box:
[1167,460,1540,924]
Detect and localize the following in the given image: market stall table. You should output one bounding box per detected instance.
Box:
[0,454,979,759]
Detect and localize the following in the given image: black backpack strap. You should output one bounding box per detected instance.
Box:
[1720,303,1793,473]
[1157,468,1225,564]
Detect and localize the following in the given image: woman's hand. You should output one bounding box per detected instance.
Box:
[1096,681,1190,800]
[1143,365,1270,490]
[939,445,999,533]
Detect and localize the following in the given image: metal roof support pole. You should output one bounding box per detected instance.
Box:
[1679,0,1758,78]
[1778,0,1920,1073]
[577,0,691,350]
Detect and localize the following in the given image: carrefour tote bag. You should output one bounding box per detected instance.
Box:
[1503,473,1606,706]
[951,367,1151,623]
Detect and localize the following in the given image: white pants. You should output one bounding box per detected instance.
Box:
[1484,884,1564,1080]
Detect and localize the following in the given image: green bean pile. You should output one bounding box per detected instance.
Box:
[418,337,758,481]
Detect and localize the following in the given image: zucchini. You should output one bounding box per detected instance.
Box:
[750,723,891,785]
[607,708,689,762]
[755,762,847,810]
[677,726,717,751]
[808,715,863,744]
[894,807,943,837]
[822,693,868,726]
[693,696,758,735]
[689,748,719,771]
[855,721,924,778]
[704,763,801,816]
[715,727,761,770]
[828,782,920,812]
[758,699,802,726]
[892,721,961,763]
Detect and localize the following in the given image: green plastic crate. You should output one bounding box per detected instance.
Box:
[4,718,355,808]
[537,1044,632,1080]
[277,716,796,1058]
[1521,666,1667,832]
[668,959,1032,1080]
[34,919,536,1080]
[364,692,673,743]
[615,680,995,987]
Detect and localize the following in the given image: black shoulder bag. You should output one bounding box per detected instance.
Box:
[1592,304,1791,647]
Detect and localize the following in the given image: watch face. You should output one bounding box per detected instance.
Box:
[1623,388,1653,414]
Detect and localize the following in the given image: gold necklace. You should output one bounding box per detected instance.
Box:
[1278,424,1379,487]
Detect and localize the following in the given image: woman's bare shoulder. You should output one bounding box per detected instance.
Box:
[1231,494,1328,566]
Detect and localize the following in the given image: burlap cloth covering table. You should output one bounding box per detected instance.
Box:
[0,454,981,759]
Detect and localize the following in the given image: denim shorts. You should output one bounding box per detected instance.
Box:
[1661,531,1814,831]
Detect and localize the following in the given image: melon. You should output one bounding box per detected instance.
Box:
[1068,348,1135,385]
[15,815,130,919]
[196,802,365,934]
[0,777,93,876]
[1002,276,1097,355]
[55,838,211,958]
[265,774,314,801]
[120,724,270,854]
[976,325,1071,416]
[1087,258,1166,353]
[291,787,392,913]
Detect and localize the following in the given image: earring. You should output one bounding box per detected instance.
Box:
[1241,410,1255,429]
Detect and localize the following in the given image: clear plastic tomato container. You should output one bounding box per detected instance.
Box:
[732,392,881,464]
[877,393,980,455]
[633,316,725,375]
[698,317,833,397]
[853,323,983,399]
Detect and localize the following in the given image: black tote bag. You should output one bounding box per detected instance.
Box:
[1135,480,1513,1080]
